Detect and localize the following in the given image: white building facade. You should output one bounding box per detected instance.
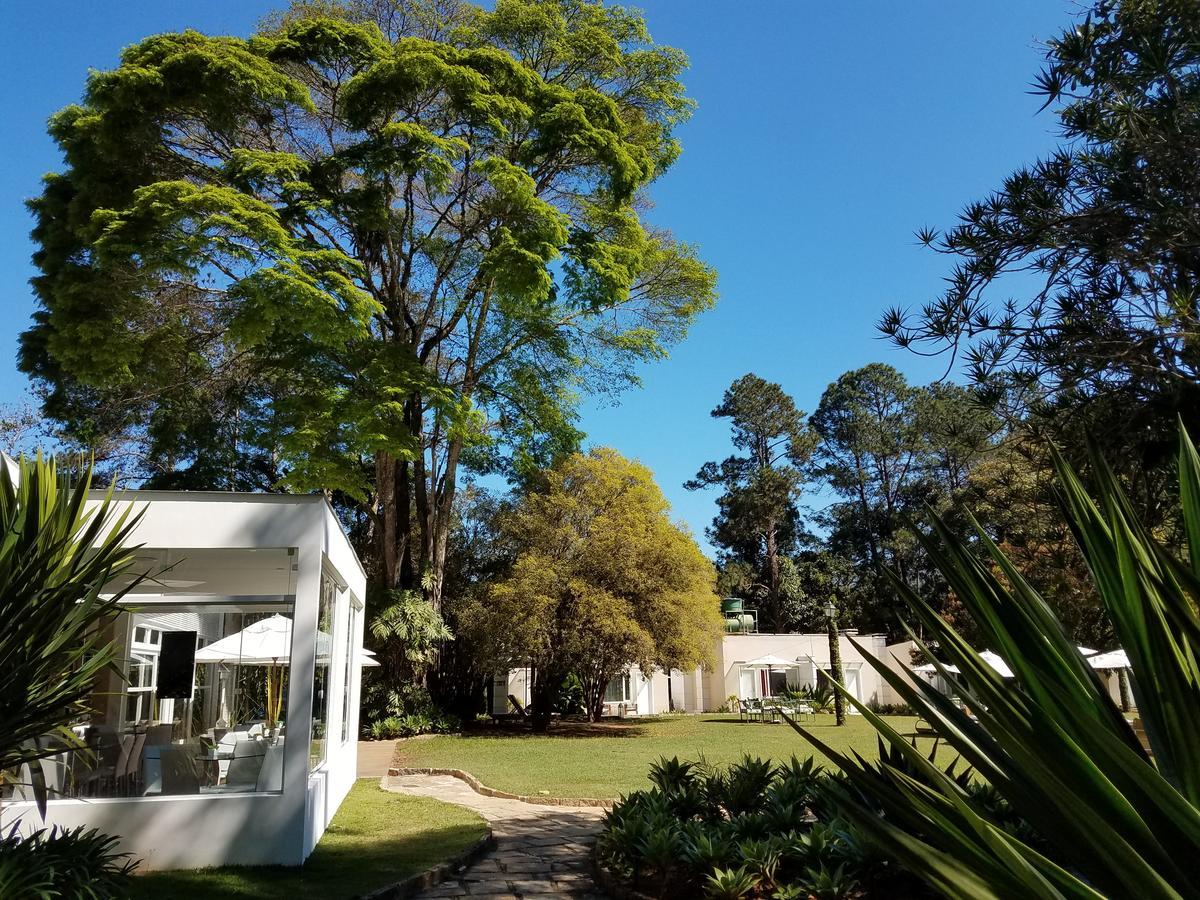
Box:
[493,630,891,717]
[0,491,368,871]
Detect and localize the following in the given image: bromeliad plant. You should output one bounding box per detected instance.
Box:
[788,427,1200,899]
[0,454,145,817]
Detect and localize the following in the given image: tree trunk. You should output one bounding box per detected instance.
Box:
[373,450,414,592]
[587,679,605,722]
[764,520,781,631]
[827,610,846,726]
[1118,667,1133,713]
[529,666,559,733]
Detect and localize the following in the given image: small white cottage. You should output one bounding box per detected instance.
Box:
[0,490,367,871]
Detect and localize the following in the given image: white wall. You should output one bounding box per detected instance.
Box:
[878,640,922,706]
[709,632,889,710]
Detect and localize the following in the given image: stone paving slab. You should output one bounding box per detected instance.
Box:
[384,774,606,899]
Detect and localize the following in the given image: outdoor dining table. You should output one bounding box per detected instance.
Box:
[194,746,235,787]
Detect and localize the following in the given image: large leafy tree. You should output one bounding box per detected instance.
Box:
[809,364,926,579]
[880,0,1200,485]
[459,448,721,729]
[686,374,813,632]
[962,434,1106,647]
[809,365,994,629]
[21,0,715,609]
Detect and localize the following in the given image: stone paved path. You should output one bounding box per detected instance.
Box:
[358,740,399,778]
[384,773,606,899]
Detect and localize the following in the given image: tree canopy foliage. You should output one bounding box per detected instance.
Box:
[459,447,720,727]
[21,0,716,609]
[805,365,996,629]
[686,373,813,632]
[880,0,1200,479]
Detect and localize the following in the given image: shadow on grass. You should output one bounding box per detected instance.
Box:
[127,785,487,900]
[459,719,652,739]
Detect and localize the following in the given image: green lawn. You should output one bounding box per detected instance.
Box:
[395,713,936,798]
[128,780,488,899]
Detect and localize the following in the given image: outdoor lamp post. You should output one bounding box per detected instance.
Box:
[824,597,846,726]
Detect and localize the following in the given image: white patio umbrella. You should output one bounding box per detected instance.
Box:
[912,653,1012,677]
[1086,649,1132,669]
[913,661,960,675]
[194,614,330,665]
[742,654,796,670]
[979,650,1014,678]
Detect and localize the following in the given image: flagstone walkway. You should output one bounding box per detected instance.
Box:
[383,773,606,899]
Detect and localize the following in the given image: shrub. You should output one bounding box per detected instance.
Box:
[865,702,914,716]
[0,454,145,815]
[362,685,460,738]
[596,754,917,899]
[0,823,137,898]
[556,674,586,716]
[786,427,1200,898]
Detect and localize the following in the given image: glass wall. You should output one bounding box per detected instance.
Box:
[309,574,336,771]
[340,602,356,744]
[0,599,296,802]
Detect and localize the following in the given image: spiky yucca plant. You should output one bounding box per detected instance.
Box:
[787,428,1200,899]
[0,454,145,816]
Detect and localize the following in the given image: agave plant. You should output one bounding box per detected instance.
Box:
[786,428,1200,898]
[0,454,146,817]
[649,756,699,794]
[737,837,784,887]
[705,865,761,900]
[721,756,776,817]
[0,822,137,898]
[802,863,859,900]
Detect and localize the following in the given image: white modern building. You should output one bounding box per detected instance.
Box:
[0,491,368,871]
[493,629,891,716]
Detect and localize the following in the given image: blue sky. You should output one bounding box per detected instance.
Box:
[0,1,1074,544]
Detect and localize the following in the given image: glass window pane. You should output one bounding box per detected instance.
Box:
[1,597,298,803]
[341,604,356,744]
[310,575,335,771]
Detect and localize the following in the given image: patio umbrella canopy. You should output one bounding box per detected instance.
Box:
[978,650,1014,678]
[914,647,1128,678]
[1086,649,1132,669]
[742,654,797,670]
[913,662,960,675]
[194,614,330,665]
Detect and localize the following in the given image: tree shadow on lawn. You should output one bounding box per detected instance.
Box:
[459,719,651,739]
[127,786,486,900]
[128,822,485,900]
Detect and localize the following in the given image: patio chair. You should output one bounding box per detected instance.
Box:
[145,724,174,747]
[256,741,285,793]
[118,731,146,796]
[225,740,266,790]
[743,698,763,722]
[159,745,200,795]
